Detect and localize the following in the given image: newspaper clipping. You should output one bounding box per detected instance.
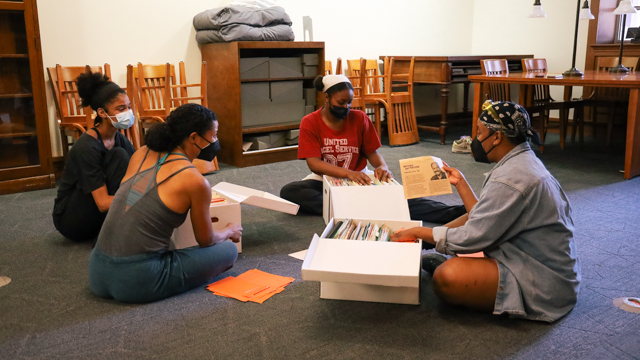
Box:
[399,156,452,199]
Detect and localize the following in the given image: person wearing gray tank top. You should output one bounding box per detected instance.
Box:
[89,104,241,303]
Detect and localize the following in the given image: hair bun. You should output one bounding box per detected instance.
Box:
[313,75,324,92]
[76,70,112,109]
[145,121,176,152]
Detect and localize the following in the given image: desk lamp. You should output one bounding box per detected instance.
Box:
[564,1,595,77]
[610,0,638,74]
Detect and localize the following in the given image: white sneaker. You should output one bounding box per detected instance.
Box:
[451,136,472,153]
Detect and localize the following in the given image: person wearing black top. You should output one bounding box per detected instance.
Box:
[52,70,136,242]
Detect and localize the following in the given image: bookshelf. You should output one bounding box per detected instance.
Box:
[200,41,325,168]
[0,0,54,195]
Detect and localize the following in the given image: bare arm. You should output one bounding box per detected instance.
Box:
[444,213,469,229]
[189,176,242,247]
[91,185,113,213]
[443,164,478,212]
[366,150,392,182]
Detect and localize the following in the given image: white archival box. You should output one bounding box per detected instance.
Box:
[301,217,423,305]
[322,174,410,224]
[170,182,299,253]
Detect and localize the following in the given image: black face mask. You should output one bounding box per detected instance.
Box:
[470,133,496,164]
[197,139,221,162]
[329,104,350,119]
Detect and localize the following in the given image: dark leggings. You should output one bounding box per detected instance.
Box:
[279,179,467,224]
[53,148,130,242]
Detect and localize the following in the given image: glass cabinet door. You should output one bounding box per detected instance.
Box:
[0,7,41,170]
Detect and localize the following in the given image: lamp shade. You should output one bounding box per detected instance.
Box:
[579,1,595,19]
[528,0,547,18]
[614,0,638,14]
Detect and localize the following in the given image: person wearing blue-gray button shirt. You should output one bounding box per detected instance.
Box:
[391,100,580,323]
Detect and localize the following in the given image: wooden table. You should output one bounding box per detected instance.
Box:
[381,55,533,144]
[469,71,640,179]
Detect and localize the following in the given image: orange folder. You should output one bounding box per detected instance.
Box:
[207,269,294,303]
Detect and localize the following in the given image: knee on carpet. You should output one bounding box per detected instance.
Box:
[431,257,465,297]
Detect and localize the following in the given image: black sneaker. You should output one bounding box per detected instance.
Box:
[422,253,447,275]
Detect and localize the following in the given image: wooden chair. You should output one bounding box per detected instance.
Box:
[347,58,386,137]
[344,61,366,113]
[521,58,584,149]
[325,60,332,75]
[582,56,640,145]
[481,59,547,151]
[480,59,511,101]
[128,61,208,132]
[384,57,420,146]
[48,64,139,156]
[127,61,217,171]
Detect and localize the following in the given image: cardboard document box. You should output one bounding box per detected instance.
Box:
[170,182,300,253]
[245,134,270,150]
[303,65,318,77]
[240,57,269,80]
[270,81,303,102]
[241,83,270,103]
[304,88,317,106]
[269,57,302,78]
[322,175,410,224]
[301,217,423,305]
[302,53,319,66]
[241,100,306,127]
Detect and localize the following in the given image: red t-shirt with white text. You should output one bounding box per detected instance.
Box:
[297,108,381,171]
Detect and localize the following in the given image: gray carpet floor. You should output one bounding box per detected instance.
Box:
[1,127,639,360]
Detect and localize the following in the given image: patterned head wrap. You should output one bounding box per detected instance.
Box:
[479,100,542,146]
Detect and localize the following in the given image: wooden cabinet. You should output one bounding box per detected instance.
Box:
[200,41,325,168]
[0,0,54,195]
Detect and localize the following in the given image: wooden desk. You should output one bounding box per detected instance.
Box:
[469,71,640,179]
[381,55,533,144]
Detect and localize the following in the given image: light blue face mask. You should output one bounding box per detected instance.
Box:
[106,109,134,130]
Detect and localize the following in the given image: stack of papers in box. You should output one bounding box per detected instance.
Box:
[207,269,294,303]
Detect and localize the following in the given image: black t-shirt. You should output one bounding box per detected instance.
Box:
[53,129,135,215]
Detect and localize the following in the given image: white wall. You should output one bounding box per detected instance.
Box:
[37,0,585,156]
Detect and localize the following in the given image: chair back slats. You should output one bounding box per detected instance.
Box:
[594,57,639,100]
[129,61,208,145]
[325,60,332,75]
[522,58,551,103]
[384,57,419,145]
[347,59,381,95]
[481,59,510,101]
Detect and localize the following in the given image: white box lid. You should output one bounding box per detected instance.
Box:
[301,234,421,288]
[212,182,299,215]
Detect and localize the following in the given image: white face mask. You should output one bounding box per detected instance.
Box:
[106,109,134,130]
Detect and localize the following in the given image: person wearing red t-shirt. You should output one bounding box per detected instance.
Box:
[279,75,388,214]
[280,75,467,225]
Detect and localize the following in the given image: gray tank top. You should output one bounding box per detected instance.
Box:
[95,149,196,257]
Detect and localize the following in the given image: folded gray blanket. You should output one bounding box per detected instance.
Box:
[195,23,294,44]
[193,5,292,30]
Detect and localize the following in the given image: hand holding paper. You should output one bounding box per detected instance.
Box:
[442,162,465,187]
